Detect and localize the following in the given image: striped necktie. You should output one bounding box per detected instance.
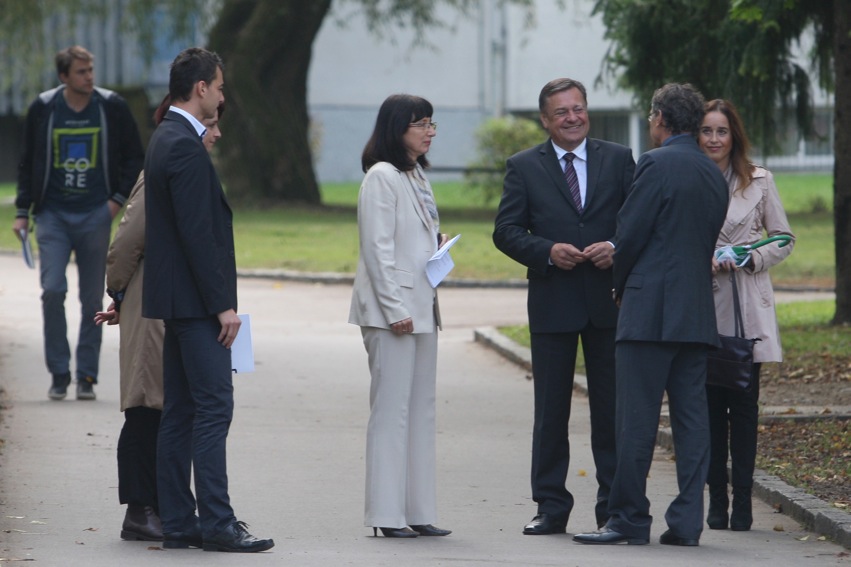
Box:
[563,152,583,213]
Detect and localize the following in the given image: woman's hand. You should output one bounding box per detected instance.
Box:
[391,317,414,336]
[715,257,738,273]
[94,302,119,325]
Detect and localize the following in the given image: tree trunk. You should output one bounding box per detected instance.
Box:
[207,0,331,205]
[833,0,851,324]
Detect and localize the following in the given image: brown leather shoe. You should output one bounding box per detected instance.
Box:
[120,505,163,541]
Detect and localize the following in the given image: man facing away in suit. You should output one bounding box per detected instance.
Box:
[143,47,273,553]
[493,78,635,535]
[573,83,728,547]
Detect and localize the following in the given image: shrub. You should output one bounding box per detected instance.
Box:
[465,115,543,204]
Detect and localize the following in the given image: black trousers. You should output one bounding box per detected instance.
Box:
[117,406,162,509]
[706,363,761,488]
[158,317,235,537]
[529,325,617,526]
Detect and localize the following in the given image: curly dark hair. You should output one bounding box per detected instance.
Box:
[651,83,705,136]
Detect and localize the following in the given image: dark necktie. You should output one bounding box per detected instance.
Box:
[200,128,207,139]
[563,152,583,213]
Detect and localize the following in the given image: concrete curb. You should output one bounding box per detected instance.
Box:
[473,325,851,550]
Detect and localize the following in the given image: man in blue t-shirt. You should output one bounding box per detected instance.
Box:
[13,45,144,401]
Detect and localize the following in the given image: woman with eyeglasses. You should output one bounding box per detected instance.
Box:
[349,94,451,538]
[699,99,794,531]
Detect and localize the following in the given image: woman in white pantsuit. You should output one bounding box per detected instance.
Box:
[349,94,451,539]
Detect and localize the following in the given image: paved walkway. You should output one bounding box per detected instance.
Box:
[0,254,848,565]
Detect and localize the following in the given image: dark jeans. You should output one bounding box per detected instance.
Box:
[157,317,235,537]
[706,363,761,488]
[118,406,162,509]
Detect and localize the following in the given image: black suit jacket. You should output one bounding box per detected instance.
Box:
[613,135,727,345]
[494,138,635,333]
[142,111,237,320]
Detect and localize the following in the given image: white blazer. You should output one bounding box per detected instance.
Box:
[348,162,441,332]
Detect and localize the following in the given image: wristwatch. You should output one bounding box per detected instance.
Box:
[106,288,125,312]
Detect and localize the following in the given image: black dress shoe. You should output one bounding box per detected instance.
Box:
[163,517,202,549]
[120,505,163,541]
[410,524,451,536]
[523,513,567,535]
[572,526,649,545]
[373,527,419,538]
[659,529,699,546]
[203,521,274,552]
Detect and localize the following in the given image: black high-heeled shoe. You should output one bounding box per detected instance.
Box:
[373,527,419,538]
[410,524,451,536]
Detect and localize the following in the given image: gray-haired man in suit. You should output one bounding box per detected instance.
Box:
[494,78,635,535]
[573,83,728,547]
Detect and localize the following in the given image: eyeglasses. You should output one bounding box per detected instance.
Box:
[647,110,657,122]
[409,121,438,131]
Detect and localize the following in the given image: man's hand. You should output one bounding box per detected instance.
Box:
[12,217,28,238]
[550,243,586,270]
[217,309,242,348]
[583,241,615,269]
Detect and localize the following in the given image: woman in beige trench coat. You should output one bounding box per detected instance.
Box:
[699,99,795,532]
[95,98,223,541]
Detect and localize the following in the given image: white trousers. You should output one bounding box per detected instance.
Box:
[361,326,438,528]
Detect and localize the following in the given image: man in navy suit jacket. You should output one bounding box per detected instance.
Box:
[494,78,635,535]
[143,47,273,553]
[574,83,728,547]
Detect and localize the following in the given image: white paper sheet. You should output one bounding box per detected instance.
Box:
[231,314,255,373]
[426,234,461,288]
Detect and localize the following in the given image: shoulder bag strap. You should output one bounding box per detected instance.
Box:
[730,272,745,338]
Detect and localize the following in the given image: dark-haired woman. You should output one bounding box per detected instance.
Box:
[349,94,451,538]
[699,99,794,531]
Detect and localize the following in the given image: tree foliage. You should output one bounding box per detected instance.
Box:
[593,0,850,324]
[592,0,833,154]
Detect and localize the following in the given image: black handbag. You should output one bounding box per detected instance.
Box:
[706,274,760,392]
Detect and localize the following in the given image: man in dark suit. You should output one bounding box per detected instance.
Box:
[493,78,635,535]
[573,83,728,547]
[143,47,273,553]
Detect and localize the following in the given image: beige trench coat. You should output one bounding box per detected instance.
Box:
[106,172,164,411]
[712,166,795,362]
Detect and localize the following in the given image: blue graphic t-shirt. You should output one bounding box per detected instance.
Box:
[45,92,107,212]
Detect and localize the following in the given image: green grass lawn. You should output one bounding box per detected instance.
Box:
[497,299,849,374]
[0,172,835,284]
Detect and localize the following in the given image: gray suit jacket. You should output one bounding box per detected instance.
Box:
[493,138,635,333]
[613,135,728,345]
